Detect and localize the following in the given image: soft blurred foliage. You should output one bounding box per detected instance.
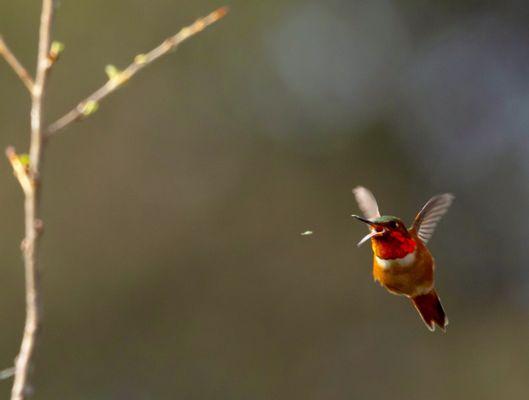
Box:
[1,0,529,399]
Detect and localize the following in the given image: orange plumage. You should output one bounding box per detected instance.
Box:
[372,230,432,296]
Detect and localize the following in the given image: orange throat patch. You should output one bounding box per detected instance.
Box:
[371,231,417,259]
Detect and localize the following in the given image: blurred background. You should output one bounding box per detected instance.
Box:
[1,0,529,398]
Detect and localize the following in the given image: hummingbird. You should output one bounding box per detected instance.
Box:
[352,186,454,332]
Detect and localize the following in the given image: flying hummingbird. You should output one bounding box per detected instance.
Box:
[352,186,454,332]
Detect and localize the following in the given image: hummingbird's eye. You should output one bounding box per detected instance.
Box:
[391,221,399,229]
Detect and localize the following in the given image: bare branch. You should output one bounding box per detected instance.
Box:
[0,36,35,93]
[10,0,54,399]
[6,4,228,400]
[46,6,229,138]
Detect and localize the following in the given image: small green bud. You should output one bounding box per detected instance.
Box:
[49,41,65,61]
[18,154,30,167]
[134,54,147,65]
[81,100,99,116]
[51,41,65,54]
[105,64,121,80]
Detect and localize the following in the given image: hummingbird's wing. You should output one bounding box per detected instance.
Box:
[412,193,454,244]
[353,186,380,220]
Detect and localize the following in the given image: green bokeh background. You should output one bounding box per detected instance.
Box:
[1,1,528,399]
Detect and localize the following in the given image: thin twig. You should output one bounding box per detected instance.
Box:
[0,36,35,93]
[0,367,15,381]
[5,147,33,195]
[10,0,54,399]
[46,6,228,138]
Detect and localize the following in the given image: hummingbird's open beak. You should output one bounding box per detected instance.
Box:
[351,215,375,226]
[351,215,385,247]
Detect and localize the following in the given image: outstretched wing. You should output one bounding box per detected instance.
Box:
[412,193,454,244]
[353,186,381,220]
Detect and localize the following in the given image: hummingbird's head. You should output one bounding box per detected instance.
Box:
[352,215,417,259]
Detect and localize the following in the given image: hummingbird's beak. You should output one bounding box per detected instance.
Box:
[351,215,384,247]
[351,215,376,226]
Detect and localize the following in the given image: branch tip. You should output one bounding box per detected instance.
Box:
[0,367,15,381]
[5,145,15,158]
[0,36,35,93]
[212,6,230,20]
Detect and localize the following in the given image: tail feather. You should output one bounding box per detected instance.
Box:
[411,290,448,332]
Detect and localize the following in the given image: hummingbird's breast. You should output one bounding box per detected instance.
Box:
[372,235,434,297]
[371,230,417,259]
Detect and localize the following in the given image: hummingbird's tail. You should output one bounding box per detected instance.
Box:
[411,290,448,332]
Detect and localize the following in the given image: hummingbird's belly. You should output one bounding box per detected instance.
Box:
[372,250,434,297]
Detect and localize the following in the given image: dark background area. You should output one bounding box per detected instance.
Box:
[1,0,529,399]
